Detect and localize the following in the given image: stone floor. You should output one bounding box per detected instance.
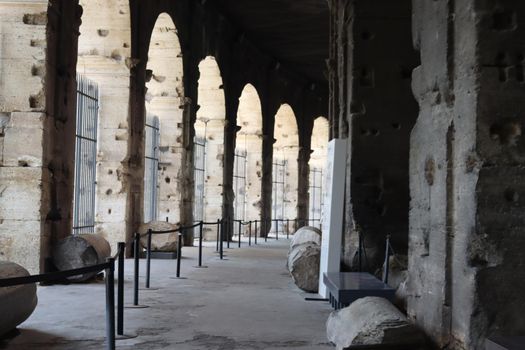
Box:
[1,237,333,349]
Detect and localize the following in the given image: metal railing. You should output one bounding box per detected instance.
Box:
[0,243,126,350]
[73,75,99,234]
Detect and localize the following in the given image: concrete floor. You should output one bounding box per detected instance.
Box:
[1,237,333,349]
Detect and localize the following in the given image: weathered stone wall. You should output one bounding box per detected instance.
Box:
[145,13,184,225]
[0,1,51,273]
[410,0,525,348]
[76,0,131,253]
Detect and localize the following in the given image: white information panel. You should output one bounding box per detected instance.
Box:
[318,139,347,298]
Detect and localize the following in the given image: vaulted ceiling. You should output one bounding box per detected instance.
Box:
[215,0,330,84]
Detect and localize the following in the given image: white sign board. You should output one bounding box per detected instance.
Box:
[318,139,347,298]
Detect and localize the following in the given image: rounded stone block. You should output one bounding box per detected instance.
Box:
[326,297,425,349]
[138,221,180,252]
[0,261,38,336]
[287,243,321,293]
[290,226,321,249]
[52,234,111,282]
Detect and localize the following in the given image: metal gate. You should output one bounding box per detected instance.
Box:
[144,116,160,223]
[73,75,99,234]
[309,168,323,229]
[193,136,206,222]
[233,150,247,221]
[272,160,286,232]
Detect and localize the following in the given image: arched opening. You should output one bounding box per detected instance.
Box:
[234,84,263,223]
[272,104,299,234]
[145,13,184,225]
[75,0,131,251]
[308,116,329,229]
[195,56,225,238]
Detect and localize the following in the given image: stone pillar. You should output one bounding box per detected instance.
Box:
[349,0,419,268]
[0,1,51,274]
[297,146,310,227]
[409,1,525,348]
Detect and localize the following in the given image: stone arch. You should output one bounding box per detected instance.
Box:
[308,116,329,227]
[234,84,263,222]
[145,12,185,224]
[195,56,226,230]
[272,104,299,233]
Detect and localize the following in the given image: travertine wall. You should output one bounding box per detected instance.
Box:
[0,0,49,274]
[76,0,131,253]
[329,0,525,348]
[196,57,225,225]
[235,84,263,222]
[145,13,184,225]
[273,104,299,228]
[409,1,525,348]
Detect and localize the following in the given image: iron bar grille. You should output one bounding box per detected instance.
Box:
[73,75,99,234]
[144,116,160,223]
[233,150,248,221]
[272,160,286,232]
[193,136,206,222]
[309,168,323,229]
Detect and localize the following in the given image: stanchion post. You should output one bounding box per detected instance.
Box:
[219,220,224,260]
[358,230,363,273]
[254,220,258,245]
[176,231,183,278]
[117,242,125,336]
[383,235,391,284]
[238,221,242,248]
[198,222,203,267]
[146,229,152,288]
[286,219,290,239]
[227,219,230,249]
[275,219,279,240]
[216,219,220,252]
[248,221,252,246]
[133,233,139,306]
[105,258,116,350]
[265,219,268,242]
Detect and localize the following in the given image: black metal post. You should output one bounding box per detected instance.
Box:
[248,221,252,246]
[254,220,258,245]
[238,221,242,248]
[227,219,230,248]
[216,219,220,252]
[146,229,152,288]
[219,220,224,259]
[286,219,290,239]
[176,232,183,278]
[265,219,268,242]
[117,242,125,336]
[198,222,203,267]
[105,258,116,350]
[275,219,279,240]
[383,235,391,284]
[358,230,362,273]
[133,233,139,306]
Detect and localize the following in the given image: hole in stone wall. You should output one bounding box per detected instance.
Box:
[359,67,374,87]
[165,177,171,184]
[496,52,508,82]
[392,123,401,130]
[108,169,113,175]
[516,54,524,82]
[106,189,112,195]
[108,209,112,214]
[490,118,522,146]
[504,188,519,203]
[492,10,516,31]
[98,29,110,37]
[23,12,47,25]
[18,160,29,167]
[361,31,374,40]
